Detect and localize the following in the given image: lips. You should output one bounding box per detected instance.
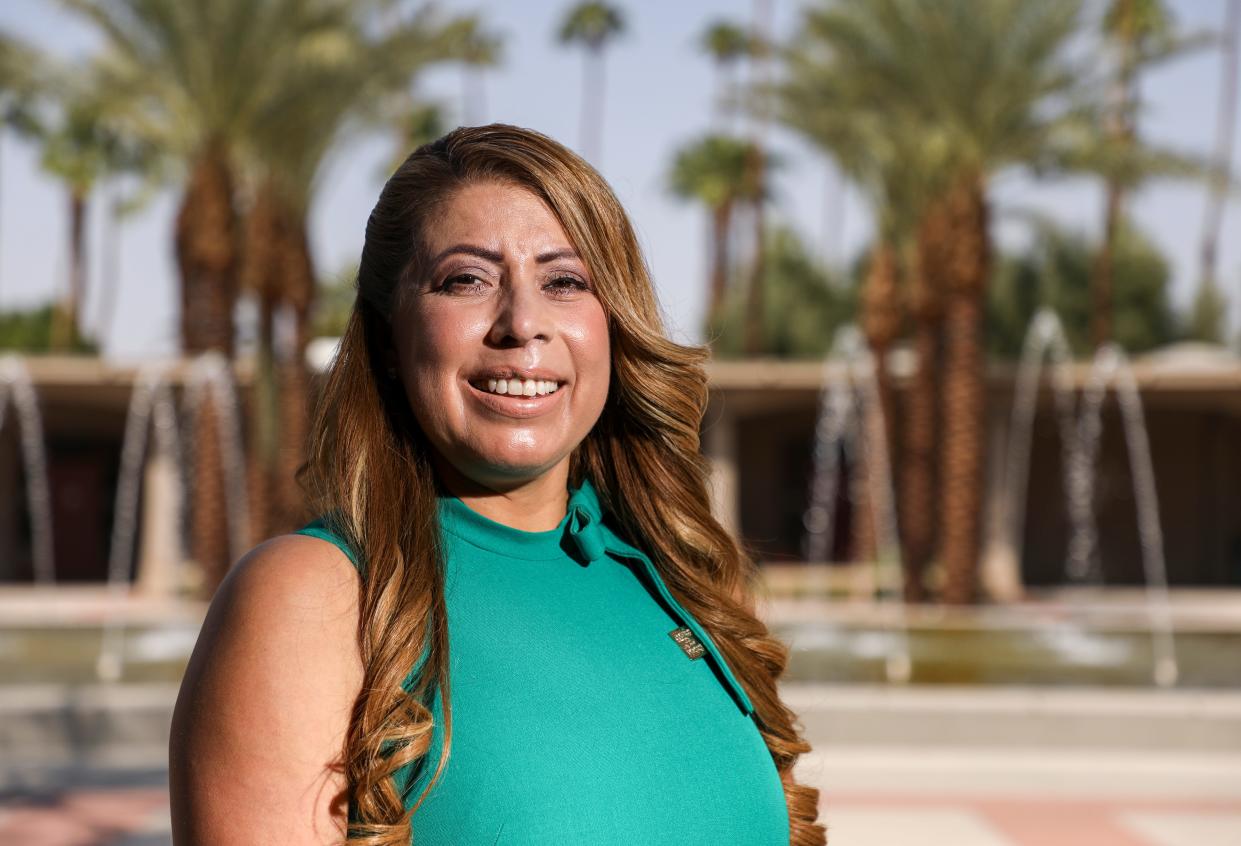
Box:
[464,374,567,419]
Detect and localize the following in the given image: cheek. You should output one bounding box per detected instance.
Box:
[563,302,612,410]
[399,304,490,419]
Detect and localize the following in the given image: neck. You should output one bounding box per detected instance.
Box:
[432,456,572,532]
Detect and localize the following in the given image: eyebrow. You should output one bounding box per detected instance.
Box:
[428,244,581,266]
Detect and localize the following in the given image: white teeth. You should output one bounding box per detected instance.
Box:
[478,377,561,396]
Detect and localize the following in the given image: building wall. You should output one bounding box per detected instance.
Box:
[1022,405,1241,587]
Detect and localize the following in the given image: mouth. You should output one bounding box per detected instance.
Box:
[464,369,568,418]
[468,375,563,397]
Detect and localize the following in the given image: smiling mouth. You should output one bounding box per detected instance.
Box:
[469,377,563,397]
[464,377,565,416]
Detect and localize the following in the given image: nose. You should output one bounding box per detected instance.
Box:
[487,272,552,348]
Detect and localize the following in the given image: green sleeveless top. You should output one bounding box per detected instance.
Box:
[294,478,789,845]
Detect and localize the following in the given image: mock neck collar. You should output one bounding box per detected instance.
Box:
[433,475,758,717]
[437,476,608,564]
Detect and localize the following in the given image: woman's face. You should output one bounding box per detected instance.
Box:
[391,180,611,491]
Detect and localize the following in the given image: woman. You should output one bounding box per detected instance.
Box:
[169,124,824,845]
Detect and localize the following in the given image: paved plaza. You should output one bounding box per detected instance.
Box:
[4,762,1240,846]
[5,693,1240,846]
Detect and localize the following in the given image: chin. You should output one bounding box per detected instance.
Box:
[466,444,569,484]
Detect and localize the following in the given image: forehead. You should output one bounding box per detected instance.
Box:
[423,181,574,252]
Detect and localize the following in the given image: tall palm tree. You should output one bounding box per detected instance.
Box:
[777,8,943,600]
[0,29,44,303]
[13,62,157,350]
[65,0,353,588]
[556,1,625,164]
[1091,0,1210,348]
[784,0,1088,604]
[700,20,753,126]
[454,17,503,124]
[66,0,470,584]
[668,134,761,329]
[240,3,471,539]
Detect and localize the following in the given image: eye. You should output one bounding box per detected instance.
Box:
[437,273,488,293]
[545,275,589,294]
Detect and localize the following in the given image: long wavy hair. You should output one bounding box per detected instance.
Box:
[301,123,825,846]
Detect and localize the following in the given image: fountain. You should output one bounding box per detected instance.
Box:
[790,309,1182,688]
[95,351,251,682]
[95,362,187,681]
[0,348,254,681]
[1074,344,1178,687]
[801,325,911,684]
[0,355,55,584]
[1001,307,1178,688]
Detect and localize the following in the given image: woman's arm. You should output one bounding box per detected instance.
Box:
[169,534,363,845]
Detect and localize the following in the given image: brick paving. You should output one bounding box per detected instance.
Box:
[822,793,1241,846]
[0,787,169,846]
[4,785,1240,845]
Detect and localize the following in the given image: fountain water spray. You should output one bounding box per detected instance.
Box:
[802,326,910,683]
[1005,308,1178,688]
[1077,345,1178,687]
[96,352,251,682]
[0,356,55,584]
[96,362,186,681]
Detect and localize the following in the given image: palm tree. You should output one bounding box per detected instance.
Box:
[13,61,158,350]
[556,1,625,164]
[65,0,351,587]
[783,0,1088,604]
[700,20,753,126]
[0,29,44,303]
[66,0,470,583]
[239,3,471,538]
[668,134,761,329]
[454,17,503,124]
[777,8,945,599]
[1091,0,1211,348]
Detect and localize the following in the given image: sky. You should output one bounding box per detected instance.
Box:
[0,0,1238,361]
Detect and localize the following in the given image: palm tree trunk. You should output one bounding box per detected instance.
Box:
[52,189,89,350]
[900,315,939,602]
[276,304,312,531]
[1198,0,1240,292]
[581,48,605,162]
[708,201,732,325]
[96,185,123,349]
[175,138,239,592]
[855,243,901,580]
[1091,183,1122,349]
[175,138,238,356]
[1093,0,1137,350]
[901,210,951,603]
[742,145,766,355]
[938,175,990,605]
[743,196,765,355]
[241,179,281,545]
[274,217,317,531]
[67,189,87,344]
[192,397,229,594]
[247,292,277,545]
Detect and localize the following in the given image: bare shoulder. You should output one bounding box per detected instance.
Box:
[169,534,364,845]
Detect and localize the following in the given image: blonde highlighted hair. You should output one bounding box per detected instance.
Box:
[302,124,825,845]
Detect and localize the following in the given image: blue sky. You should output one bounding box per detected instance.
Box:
[0,0,1237,360]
